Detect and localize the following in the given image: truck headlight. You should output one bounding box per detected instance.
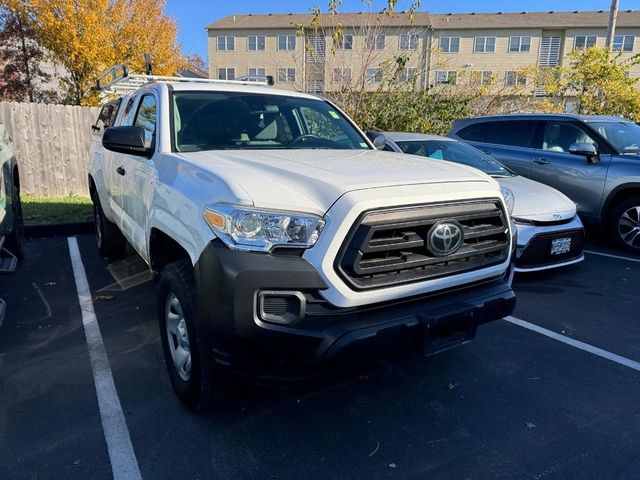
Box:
[500,186,515,215]
[204,204,325,252]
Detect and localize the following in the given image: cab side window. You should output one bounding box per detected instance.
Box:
[134,95,157,150]
[542,122,597,153]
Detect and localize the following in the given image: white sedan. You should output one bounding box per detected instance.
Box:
[379,132,585,272]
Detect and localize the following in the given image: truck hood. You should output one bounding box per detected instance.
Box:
[177,149,495,214]
[498,175,577,221]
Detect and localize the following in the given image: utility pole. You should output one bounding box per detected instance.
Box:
[605,0,620,49]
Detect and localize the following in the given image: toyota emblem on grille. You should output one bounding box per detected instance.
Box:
[427,220,464,256]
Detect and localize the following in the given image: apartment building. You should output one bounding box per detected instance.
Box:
[206,10,640,94]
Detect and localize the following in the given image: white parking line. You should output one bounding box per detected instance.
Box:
[584,250,640,263]
[505,316,640,372]
[67,237,142,480]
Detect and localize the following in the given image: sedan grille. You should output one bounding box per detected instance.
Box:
[336,200,510,290]
[517,229,584,269]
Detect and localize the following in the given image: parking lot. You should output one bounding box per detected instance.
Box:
[1,232,639,480]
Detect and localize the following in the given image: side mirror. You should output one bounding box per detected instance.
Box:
[102,126,152,157]
[569,142,599,163]
[366,131,387,150]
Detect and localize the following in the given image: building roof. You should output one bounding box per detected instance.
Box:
[206,12,432,30]
[207,10,640,31]
[430,10,640,30]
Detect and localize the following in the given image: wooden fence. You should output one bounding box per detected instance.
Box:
[0,101,99,197]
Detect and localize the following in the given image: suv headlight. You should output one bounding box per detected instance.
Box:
[500,186,515,215]
[204,204,325,252]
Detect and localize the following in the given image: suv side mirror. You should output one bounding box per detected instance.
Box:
[102,126,152,157]
[366,131,387,150]
[569,142,599,163]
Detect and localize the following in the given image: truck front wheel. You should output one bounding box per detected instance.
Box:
[94,202,126,258]
[158,259,228,411]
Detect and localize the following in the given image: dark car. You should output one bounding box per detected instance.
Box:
[0,121,23,325]
[449,114,640,254]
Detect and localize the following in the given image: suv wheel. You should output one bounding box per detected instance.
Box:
[158,259,228,410]
[94,201,126,258]
[611,197,640,254]
[5,184,25,261]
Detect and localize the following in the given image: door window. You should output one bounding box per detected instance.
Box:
[542,122,597,153]
[457,120,538,148]
[134,95,157,150]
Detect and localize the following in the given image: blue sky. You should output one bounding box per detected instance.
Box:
[165,0,638,60]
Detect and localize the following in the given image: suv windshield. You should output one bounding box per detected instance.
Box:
[172,91,370,152]
[589,121,640,154]
[395,139,515,176]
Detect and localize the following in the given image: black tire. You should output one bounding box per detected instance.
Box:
[610,197,640,255]
[158,259,228,411]
[94,201,126,258]
[5,183,25,261]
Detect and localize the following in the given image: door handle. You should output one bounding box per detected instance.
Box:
[532,158,550,165]
[116,166,126,176]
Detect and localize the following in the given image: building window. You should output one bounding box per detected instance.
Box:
[509,36,531,52]
[335,34,353,50]
[439,37,460,53]
[365,67,383,83]
[365,33,385,50]
[400,33,419,50]
[217,36,234,51]
[217,67,235,80]
[612,35,634,52]
[278,35,296,51]
[471,70,493,86]
[399,67,418,83]
[435,70,457,85]
[333,67,352,83]
[474,36,496,53]
[248,67,266,78]
[248,35,266,51]
[574,35,597,50]
[277,68,296,83]
[505,70,527,86]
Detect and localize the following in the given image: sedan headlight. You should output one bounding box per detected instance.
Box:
[500,186,515,215]
[204,204,325,252]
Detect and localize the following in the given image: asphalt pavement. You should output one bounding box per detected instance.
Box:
[1,232,639,480]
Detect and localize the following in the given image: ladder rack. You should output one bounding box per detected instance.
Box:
[96,65,274,95]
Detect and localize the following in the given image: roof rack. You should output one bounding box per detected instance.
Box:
[96,65,274,95]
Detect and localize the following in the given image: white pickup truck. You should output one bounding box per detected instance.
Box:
[89,71,516,410]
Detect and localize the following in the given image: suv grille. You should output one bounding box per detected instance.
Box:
[337,200,510,290]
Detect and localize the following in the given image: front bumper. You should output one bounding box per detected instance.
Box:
[193,241,516,380]
[514,216,585,272]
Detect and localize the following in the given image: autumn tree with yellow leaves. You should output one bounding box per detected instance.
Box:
[1,0,184,105]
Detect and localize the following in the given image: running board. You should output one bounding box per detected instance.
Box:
[0,247,17,273]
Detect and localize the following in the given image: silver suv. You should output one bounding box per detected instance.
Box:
[450,114,640,254]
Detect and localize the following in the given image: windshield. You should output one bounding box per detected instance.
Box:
[171,91,370,152]
[395,139,515,176]
[588,121,640,154]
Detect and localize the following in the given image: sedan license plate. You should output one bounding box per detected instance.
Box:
[551,237,571,255]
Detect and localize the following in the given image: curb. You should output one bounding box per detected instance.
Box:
[25,222,94,238]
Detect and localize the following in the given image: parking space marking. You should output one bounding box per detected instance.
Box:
[505,316,640,372]
[584,250,640,264]
[67,237,142,480]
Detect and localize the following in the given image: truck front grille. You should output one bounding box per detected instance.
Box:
[336,200,510,290]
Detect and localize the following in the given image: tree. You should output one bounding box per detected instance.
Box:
[0,6,57,102]
[3,0,185,105]
[544,46,640,120]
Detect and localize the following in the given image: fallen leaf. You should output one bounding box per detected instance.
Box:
[448,382,457,390]
[526,422,536,429]
[388,463,397,468]
[94,295,114,301]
